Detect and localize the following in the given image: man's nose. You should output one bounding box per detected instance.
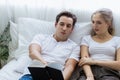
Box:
[63,26,67,30]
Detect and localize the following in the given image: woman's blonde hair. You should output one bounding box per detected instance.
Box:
[91,8,115,36]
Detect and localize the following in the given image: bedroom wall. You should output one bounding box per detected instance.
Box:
[0,0,120,35]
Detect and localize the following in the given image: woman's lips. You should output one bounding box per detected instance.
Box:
[95,29,99,31]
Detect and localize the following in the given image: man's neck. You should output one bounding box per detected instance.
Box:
[53,34,68,42]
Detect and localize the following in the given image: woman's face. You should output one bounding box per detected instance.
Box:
[91,13,109,35]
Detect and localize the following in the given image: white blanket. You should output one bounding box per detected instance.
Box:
[0,59,23,80]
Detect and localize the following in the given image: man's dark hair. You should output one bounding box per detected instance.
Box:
[56,11,77,27]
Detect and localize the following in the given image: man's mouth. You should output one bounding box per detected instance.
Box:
[61,32,66,35]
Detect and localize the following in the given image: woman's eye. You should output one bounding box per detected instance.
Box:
[97,21,102,24]
[92,21,102,25]
[92,21,94,23]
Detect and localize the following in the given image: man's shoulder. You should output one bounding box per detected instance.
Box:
[68,39,79,46]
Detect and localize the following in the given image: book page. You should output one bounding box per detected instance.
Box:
[47,63,64,71]
[29,60,46,67]
[29,60,64,71]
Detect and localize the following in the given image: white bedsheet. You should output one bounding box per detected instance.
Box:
[0,59,23,80]
[0,59,80,80]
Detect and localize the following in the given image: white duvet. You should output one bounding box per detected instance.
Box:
[0,59,23,80]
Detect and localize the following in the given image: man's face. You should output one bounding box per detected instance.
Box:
[54,16,73,41]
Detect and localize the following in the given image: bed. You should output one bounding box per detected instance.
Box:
[0,0,120,80]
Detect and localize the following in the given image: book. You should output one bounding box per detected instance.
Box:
[28,60,64,80]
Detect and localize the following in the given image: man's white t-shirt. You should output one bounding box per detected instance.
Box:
[30,34,80,65]
[81,35,120,61]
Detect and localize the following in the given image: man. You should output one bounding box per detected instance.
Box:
[19,11,80,80]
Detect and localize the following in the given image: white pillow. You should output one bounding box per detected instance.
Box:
[70,22,92,45]
[11,18,55,58]
[9,21,18,60]
[14,54,32,74]
[17,18,55,47]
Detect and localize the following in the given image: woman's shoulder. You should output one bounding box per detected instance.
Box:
[113,36,120,41]
[81,35,92,42]
[82,35,91,39]
[113,36,120,40]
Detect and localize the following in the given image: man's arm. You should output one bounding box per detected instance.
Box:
[29,43,47,65]
[62,58,77,80]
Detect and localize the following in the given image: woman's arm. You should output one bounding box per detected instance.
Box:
[80,48,120,71]
[94,48,120,71]
[29,43,47,65]
[78,45,94,79]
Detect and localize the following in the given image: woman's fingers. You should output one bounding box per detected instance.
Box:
[78,58,86,66]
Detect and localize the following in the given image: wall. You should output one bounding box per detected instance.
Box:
[0,0,120,36]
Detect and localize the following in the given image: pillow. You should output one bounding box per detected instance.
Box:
[14,54,32,73]
[9,21,18,60]
[17,18,55,47]
[69,22,92,45]
[11,18,92,58]
[13,18,55,58]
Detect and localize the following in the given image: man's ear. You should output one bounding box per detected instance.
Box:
[70,29,73,33]
[55,22,57,27]
[71,26,74,31]
[72,27,74,30]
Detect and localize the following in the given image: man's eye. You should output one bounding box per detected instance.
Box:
[67,25,72,28]
[60,23,64,26]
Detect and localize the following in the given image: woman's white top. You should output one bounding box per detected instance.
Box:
[81,35,120,61]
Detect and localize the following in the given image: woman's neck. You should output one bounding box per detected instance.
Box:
[96,34,112,39]
[93,33,113,43]
[95,31,112,39]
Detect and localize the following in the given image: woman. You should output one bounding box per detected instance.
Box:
[77,8,120,80]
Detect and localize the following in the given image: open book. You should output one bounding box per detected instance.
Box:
[28,60,64,80]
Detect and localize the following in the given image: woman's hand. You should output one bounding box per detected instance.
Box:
[78,57,95,66]
[86,76,95,80]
